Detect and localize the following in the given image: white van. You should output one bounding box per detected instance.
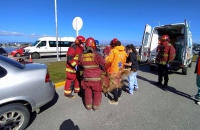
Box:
[140,19,193,75]
[24,37,75,59]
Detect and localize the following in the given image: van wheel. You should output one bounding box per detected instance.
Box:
[150,65,156,71]
[32,52,40,59]
[182,67,187,75]
[0,103,30,130]
[189,62,192,68]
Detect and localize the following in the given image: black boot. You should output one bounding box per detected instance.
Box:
[161,83,168,91]
[154,81,162,85]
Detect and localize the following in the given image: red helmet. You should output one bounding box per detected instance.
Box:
[161,35,170,41]
[75,36,85,44]
[110,38,118,46]
[85,37,96,49]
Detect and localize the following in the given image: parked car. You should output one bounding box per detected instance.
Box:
[193,47,200,55]
[11,46,26,57]
[0,55,55,130]
[0,47,8,57]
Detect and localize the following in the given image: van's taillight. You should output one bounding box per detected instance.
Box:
[45,72,51,82]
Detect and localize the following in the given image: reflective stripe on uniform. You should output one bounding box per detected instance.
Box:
[71,61,76,66]
[66,68,76,73]
[83,78,101,81]
[83,58,94,61]
[82,53,95,57]
[86,104,92,109]
[158,61,167,65]
[64,90,71,94]
[83,65,99,69]
[74,88,80,91]
[73,54,79,60]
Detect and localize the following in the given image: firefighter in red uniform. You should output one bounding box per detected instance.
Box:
[78,37,106,111]
[155,35,176,90]
[64,36,85,98]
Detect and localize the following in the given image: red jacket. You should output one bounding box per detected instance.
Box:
[103,45,112,57]
[66,44,84,73]
[78,50,105,80]
[156,42,176,65]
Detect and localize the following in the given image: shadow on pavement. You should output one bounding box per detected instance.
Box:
[26,92,59,128]
[137,75,195,103]
[60,119,80,130]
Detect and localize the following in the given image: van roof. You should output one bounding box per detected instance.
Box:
[154,23,185,28]
[38,37,75,41]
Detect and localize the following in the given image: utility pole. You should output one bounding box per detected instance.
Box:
[54,0,60,61]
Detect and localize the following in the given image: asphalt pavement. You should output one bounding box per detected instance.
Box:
[26,63,200,130]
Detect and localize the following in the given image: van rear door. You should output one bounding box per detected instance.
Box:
[140,24,152,61]
[183,19,189,65]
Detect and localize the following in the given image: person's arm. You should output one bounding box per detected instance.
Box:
[67,46,77,67]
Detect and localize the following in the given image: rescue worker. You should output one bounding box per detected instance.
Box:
[95,40,101,52]
[192,51,200,100]
[103,40,114,58]
[105,38,127,105]
[78,37,106,111]
[155,35,176,90]
[64,36,85,98]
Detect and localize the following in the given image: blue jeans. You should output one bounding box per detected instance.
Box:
[128,71,138,94]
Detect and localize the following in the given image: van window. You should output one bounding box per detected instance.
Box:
[32,40,40,46]
[143,32,150,46]
[37,41,46,47]
[49,41,73,47]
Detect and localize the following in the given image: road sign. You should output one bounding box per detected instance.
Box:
[72,17,83,36]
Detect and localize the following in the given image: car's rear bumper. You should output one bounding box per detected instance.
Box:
[31,81,56,112]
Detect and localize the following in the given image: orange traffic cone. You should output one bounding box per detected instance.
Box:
[29,54,33,63]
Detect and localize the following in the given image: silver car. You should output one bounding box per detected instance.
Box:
[0,55,55,130]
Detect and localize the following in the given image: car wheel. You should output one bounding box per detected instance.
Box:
[0,103,30,130]
[189,62,192,68]
[16,53,21,57]
[182,67,187,75]
[31,52,40,59]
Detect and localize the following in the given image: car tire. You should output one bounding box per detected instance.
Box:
[16,53,21,57]
[189,62,192,68]
[182,67,187,75]
[32,52,40,59]
[0,103,30,130]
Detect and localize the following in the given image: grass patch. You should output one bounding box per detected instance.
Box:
[192,55,198,62]
[46,59,145,83]
[46,61,66,83]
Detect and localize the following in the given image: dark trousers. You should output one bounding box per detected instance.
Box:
[112,88,122,102]
[157,64,169,85]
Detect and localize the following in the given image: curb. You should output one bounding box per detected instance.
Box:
[55,81,65,88]
[54,63,148,89]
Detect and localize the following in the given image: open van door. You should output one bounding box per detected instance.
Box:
[140,24,152,61]
[183,19,189,65]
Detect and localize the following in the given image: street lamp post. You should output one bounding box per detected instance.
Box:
[54,0,60,61]
[153,21,160,26]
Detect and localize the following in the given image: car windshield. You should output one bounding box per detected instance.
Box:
[0,55,25,69]
[32,40,40,46]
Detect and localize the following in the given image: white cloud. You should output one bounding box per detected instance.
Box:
[28,33,52,38]
[0,30,24,36]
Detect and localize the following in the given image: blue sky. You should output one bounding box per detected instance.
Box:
[0,0,200,45]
